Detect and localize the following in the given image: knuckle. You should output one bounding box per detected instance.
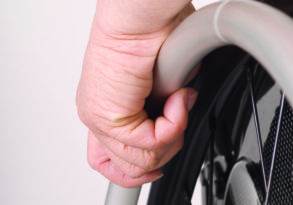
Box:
[109,174,141,188]
[119,146,147,177]
[115,174,142,188]
[127,166,146,178]
[147,138,162,150]
[153,138,170,150]
[144,151,160,170]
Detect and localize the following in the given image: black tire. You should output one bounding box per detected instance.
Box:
[147,49,293,205]
[147,46,254,205]
[148,0,293,205]
[147,1,293,203]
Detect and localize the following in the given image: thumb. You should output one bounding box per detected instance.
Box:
[154,88,197,145]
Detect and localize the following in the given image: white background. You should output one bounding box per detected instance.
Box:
[0,0,218,204]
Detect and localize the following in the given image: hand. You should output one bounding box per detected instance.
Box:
[76,0,197,188]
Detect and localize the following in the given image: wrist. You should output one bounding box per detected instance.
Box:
[95,0,192,34]
[90,2,195,58]
[89,20,172,58]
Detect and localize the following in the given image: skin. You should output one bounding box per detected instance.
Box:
[76,0,197,188]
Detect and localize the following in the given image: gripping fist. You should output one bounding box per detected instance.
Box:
[76,0,197,187]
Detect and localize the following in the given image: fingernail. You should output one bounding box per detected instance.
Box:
[187,89,197,111]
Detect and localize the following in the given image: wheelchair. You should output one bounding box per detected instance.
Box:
[105,0,293,204]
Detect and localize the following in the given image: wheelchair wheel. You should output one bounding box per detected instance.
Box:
[104,1,293,204]
[147,46,293,205]
[145,0,293,204]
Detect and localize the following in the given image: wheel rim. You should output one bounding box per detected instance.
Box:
[202,62,293,205]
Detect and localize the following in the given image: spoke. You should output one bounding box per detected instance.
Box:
[208,137,214,205]
[264,92,285,205]
[247,67,268,190]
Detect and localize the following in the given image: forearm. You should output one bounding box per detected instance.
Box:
[95,0,193,34]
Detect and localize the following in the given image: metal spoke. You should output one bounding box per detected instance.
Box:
[247,67,268,190]
[208,137,214,205]
[264,92,285,205]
